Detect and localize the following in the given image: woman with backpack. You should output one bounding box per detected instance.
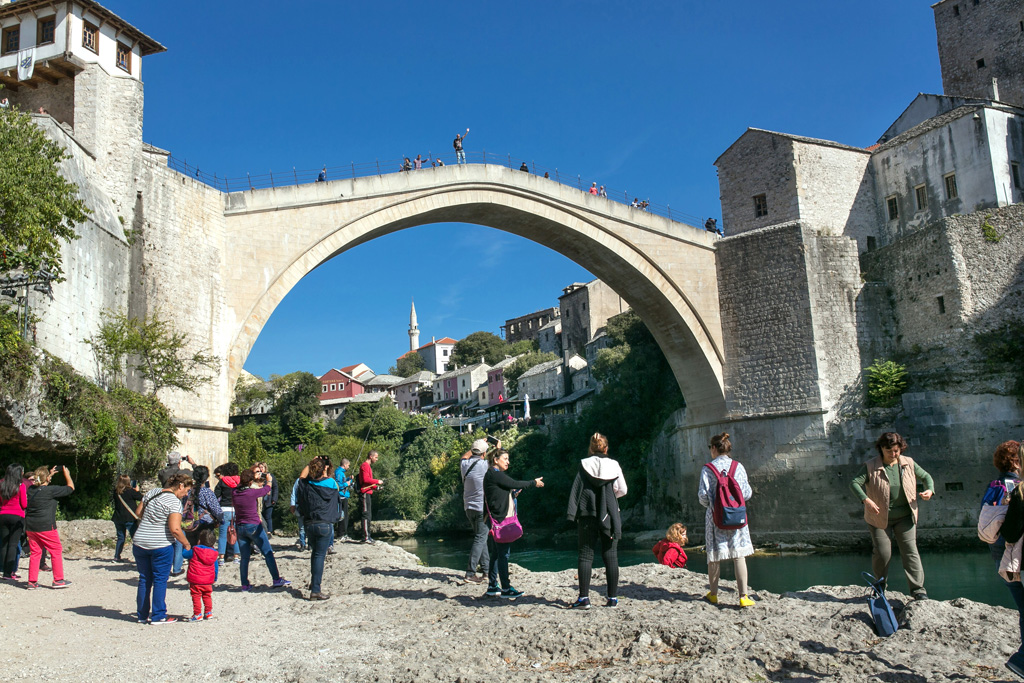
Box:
[850,431,934,601]
[698,432,755,607]
[566,433,627,609]
[993,442,1024,679]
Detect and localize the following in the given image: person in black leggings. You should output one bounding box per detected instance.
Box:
[566,433,628,609]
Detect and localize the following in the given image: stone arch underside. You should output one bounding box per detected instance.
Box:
[223,183,726,424]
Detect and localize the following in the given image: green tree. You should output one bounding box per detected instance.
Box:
[0,94,89,279]
[85,309,219,394]
[450,331,506,367]
[388,352,426,378]
[504,351,559,396]
[232,372,270,413]
[507,339,538,355]
[275,372,325,446]
[228,420,268,470]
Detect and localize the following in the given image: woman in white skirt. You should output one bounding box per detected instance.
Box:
[697,432,755,607]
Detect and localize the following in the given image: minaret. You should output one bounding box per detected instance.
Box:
[409,299,420,352]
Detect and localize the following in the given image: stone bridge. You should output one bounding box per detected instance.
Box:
[221,164,724,428]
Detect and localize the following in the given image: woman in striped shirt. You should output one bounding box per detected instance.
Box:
[133,472,192,624]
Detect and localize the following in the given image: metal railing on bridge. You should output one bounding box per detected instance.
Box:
[165,150,708,228]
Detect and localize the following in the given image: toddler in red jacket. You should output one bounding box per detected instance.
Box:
[182,529,219,621]
[652,523,688,568]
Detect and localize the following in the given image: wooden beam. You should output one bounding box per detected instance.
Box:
[32,70,58,86]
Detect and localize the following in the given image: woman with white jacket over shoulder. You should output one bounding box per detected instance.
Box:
[698,432,755,607]
[566,433,627,609]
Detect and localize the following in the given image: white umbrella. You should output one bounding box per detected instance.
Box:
[523,393,531,420]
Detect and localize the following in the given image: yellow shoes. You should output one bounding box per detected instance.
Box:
[704,592,718,604]
[739,595,756,608]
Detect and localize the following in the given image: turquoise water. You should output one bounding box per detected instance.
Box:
[390,536,1015,608]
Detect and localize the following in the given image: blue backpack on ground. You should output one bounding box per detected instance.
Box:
[863,572,899,637]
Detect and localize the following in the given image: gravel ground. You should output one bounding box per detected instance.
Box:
[0,520,1020,682]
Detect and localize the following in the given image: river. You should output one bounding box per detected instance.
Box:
[390,536,1014,608]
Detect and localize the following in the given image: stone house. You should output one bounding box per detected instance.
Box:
[364,374,404,399]
[517,355,587,401]
[394,370,435,414]
[538,318,562,356]
[558,280,628,362]
[502,307,559,344]
[486,355,521,406]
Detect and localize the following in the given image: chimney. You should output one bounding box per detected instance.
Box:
[990,77,1000,102]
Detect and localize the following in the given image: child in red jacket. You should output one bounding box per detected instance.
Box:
[652,523,688,568]
[182,528,219,621]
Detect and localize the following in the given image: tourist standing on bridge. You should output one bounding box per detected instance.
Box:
[599,185,607,198]
[850,431,934,601]
[698,433,756,607]
[589,182,598,195]
[359,451,384,544]
[461,439,492,583]
[317,167,326,182]
[414,154,428,170]
[519,161,530,172]
[566,433,627,609]
[454,128,469,164]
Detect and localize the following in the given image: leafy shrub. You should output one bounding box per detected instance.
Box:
[865,359,909,408]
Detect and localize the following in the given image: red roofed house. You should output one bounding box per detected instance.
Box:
[318,363,374,401]
[397,336,458,375]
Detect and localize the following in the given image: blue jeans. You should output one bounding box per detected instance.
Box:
[134,544,174,621]
[306,522,333,594]
[456,149,466,164]
[487,535,512,590]
[295,511,306,548]
[172,540,183,573]
[113,519,139,560]
[237,522,280,586]
[218,508,240,556]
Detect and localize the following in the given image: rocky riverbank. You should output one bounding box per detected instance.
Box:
[0,521,1019,682]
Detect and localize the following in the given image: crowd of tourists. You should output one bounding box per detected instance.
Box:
[1,430,1022,677]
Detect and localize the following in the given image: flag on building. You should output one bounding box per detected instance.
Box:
[17,47,35,81]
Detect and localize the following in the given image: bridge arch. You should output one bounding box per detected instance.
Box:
[222,165,725,424]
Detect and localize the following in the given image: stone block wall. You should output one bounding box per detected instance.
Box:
[716,222,822,417]
[803,232,863,415]
[792,140,877,251]
[7,78,75,129]
[74,64,144,217]
[132,154,231,462]
[716,131,798,236]
[934,0,1024,107]
[862,204,1024,355]
[29,119,130,380]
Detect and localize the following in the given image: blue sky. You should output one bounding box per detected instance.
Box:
[110,1,942,379]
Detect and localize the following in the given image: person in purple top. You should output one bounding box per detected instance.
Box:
[231,467,290,591]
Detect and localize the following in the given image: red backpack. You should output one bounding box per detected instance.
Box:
[704,460,747,530]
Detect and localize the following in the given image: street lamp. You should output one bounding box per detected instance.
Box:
[0,269,56,340]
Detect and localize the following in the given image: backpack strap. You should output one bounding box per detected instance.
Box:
[727,460,738,478]
[704,462,726,486]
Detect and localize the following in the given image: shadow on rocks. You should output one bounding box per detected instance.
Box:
[363,586,563,609]
[360,567,457,584]
[796,640,932,682]
[781,589,865,605]
[616,581,703,603]
[65,605,136,622]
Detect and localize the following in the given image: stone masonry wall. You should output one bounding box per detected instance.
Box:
[74,64,144,218]
[28,118,130,380]
[861,204,1024,388]
[792,141,877,252]
[934,0,1024,107]
[7,78,75,129]
[716,131,797,236]
[803,232,863,417]
[716,222,822,417]
[132,155,230,467]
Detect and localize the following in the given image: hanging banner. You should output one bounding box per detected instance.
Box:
[17,47,35,81]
